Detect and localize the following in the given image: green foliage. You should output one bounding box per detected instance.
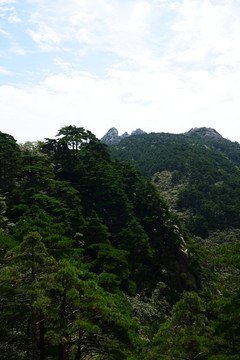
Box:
[13,180,85,260]
[148,292,214,360]
[0,232,142,359]
[110,132,240,236]
[194,229,240,358]
[4,125,240,359]
[0,131,21,192]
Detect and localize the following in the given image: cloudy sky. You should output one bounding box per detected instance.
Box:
[1,0,240,143]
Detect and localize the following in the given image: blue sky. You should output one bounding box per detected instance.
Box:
[1,0,240,143]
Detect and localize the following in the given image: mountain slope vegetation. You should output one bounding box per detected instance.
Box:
[0,126,198,359]
[0,126,240,359]
[110,128,240,237]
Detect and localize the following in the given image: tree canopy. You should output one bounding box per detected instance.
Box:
[0,126,240,359]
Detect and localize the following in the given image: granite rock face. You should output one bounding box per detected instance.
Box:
[101,127,146,145]
[101,128,120,145]
[187,127,223,139]
[131,128,146,136]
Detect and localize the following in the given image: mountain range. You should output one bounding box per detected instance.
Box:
[107,126,240,237]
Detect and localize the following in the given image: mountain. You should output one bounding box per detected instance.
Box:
[0,126,199,295]
[109,128,240,237]
[101,127,146,145]
[186,127,223,139]
[1,126,240,359]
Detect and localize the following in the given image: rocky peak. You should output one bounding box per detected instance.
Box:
[121,132,129,139]
[101,127,146,145]
[131,128,146,136]
[101,127,122,145]
[187,127,223,139]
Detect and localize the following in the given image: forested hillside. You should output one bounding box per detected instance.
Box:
[110,128,240,237]
[0,126,240,359]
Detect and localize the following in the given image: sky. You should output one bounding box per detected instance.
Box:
[1,0,240,143]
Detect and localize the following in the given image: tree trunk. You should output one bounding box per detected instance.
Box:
[31,306,38,360]
[31,236,38,360]
[26,317,30,358]
[74,331,82,360]
[58,288,69,360]
[59,343,69,360]
[39,310,45,360]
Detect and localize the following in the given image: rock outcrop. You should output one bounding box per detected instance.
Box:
[101,127,146,145]
[101,127,120,145]
[187,127,223,139]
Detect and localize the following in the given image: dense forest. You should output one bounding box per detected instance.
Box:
[0,126,240,359]
[110,128,240,237]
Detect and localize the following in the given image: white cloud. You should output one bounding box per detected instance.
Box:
[9,43,26,54]
[168,0,240,67]
[54,56,72,71]
[24,0,240,70]
[7,14,21,22]
[102,1,152,57]
[1,60,240,143]
[0,65,13,74]
[25,0,152,57]
[0,28,9,36]
[0,5,14,11]
[0,4,20,22]
[0,1,15,4]
[27,21,61,50]
[1,0,240,145]
[0,1,21,40]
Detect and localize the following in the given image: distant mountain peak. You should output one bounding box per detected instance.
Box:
[131,128,145,136]
[101,127,146,145]
[100,127,120,145]
[187,127,223,139]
